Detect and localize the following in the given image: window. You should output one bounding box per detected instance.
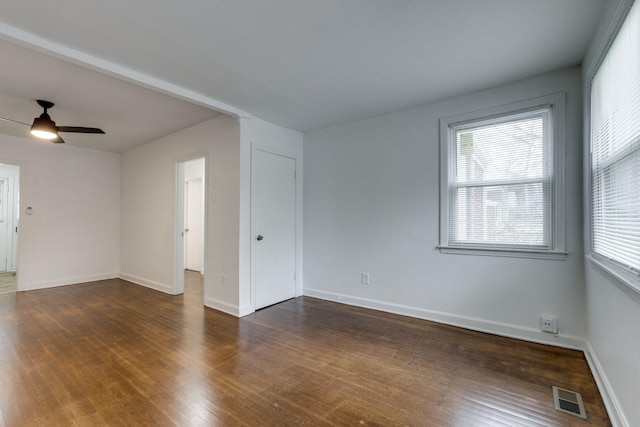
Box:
[590,0,640,285]
[439,94,566,259]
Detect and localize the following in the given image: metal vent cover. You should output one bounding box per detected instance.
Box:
[552,386,587,419]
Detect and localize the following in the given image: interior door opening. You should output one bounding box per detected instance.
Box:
[175,156,206,302]
[185,177,204,273]
[0,162,19,295]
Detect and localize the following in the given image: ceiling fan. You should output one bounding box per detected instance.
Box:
[0,99,105,143]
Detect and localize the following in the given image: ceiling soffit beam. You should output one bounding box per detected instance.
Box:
[0,20,251,120]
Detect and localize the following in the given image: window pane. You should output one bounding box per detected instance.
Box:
[450,182,550,246]
[455,112,549,184]
[591,0,640,160]
[593,149,640,270]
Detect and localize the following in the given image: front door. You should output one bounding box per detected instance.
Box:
[252,148,296,310]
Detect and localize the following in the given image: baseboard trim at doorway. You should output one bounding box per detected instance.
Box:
[119,273,172,294]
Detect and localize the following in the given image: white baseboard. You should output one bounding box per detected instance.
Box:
[20,272,119,291]
[119,273,172,294]
[584,341,629,427]
[303,288,585,350]
[205,297,246,317]
[238,304,254,317]
[119,274,251,318]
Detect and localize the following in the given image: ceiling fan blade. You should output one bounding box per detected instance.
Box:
[57,126,105,134]
[0,116,31,127]
[52,134,65,143]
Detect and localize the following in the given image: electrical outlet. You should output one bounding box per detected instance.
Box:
[361,272,370,285]
[221,274,227,287]
[540,315,558,334]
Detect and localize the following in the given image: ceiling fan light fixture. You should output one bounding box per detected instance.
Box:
[30,115,58,140]
[0,99,105,145]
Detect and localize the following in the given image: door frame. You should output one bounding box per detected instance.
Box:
[173,152,208,298]
[0,158,26,291]
[250,143,300,311]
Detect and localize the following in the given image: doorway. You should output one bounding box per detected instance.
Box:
[185,177,204,273]
[0,163,19,294]
[175,156,206,300]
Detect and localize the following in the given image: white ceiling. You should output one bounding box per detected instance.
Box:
[0,0,606,152]
[0,38,218,153]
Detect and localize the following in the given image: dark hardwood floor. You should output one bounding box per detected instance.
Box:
[0,272,610,426]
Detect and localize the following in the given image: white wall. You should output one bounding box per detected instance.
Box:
[0,135,120,290]
[304,66,585,348]
[120,115,241,313]
[584,265,639,427]
[239,116,303,315]
[582,1,639,425]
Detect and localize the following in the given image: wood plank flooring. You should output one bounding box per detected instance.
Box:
[0,273,16,295]
[0,272,610,426]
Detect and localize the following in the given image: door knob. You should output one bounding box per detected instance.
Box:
[257,235,264,241]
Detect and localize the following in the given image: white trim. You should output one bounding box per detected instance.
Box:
[253,144,299,159]
[174,161,186,294]
[451,176,550,188]
[22,273,119,291]
[303,288,585,350]
[204,297,246,317]
[438,246,567,260]
[584,341,630,427]
[119,273,173,294]
[0,22,250,119]
[439,93,566,257]
[238,304,254,317]
[586,255,640,304]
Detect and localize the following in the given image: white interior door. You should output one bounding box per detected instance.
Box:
[252,148,296,310]
[185,178,204,272]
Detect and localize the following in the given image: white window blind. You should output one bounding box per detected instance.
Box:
[448,108,553,248]
[591,0,640,274]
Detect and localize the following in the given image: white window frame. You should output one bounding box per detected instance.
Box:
[439,94,566,260]
[584,0,640,300]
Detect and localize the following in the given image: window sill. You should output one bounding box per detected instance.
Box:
[438,245,567,260]
[586,255,640,304]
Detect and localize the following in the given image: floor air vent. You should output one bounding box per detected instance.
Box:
[552,386,587,419]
